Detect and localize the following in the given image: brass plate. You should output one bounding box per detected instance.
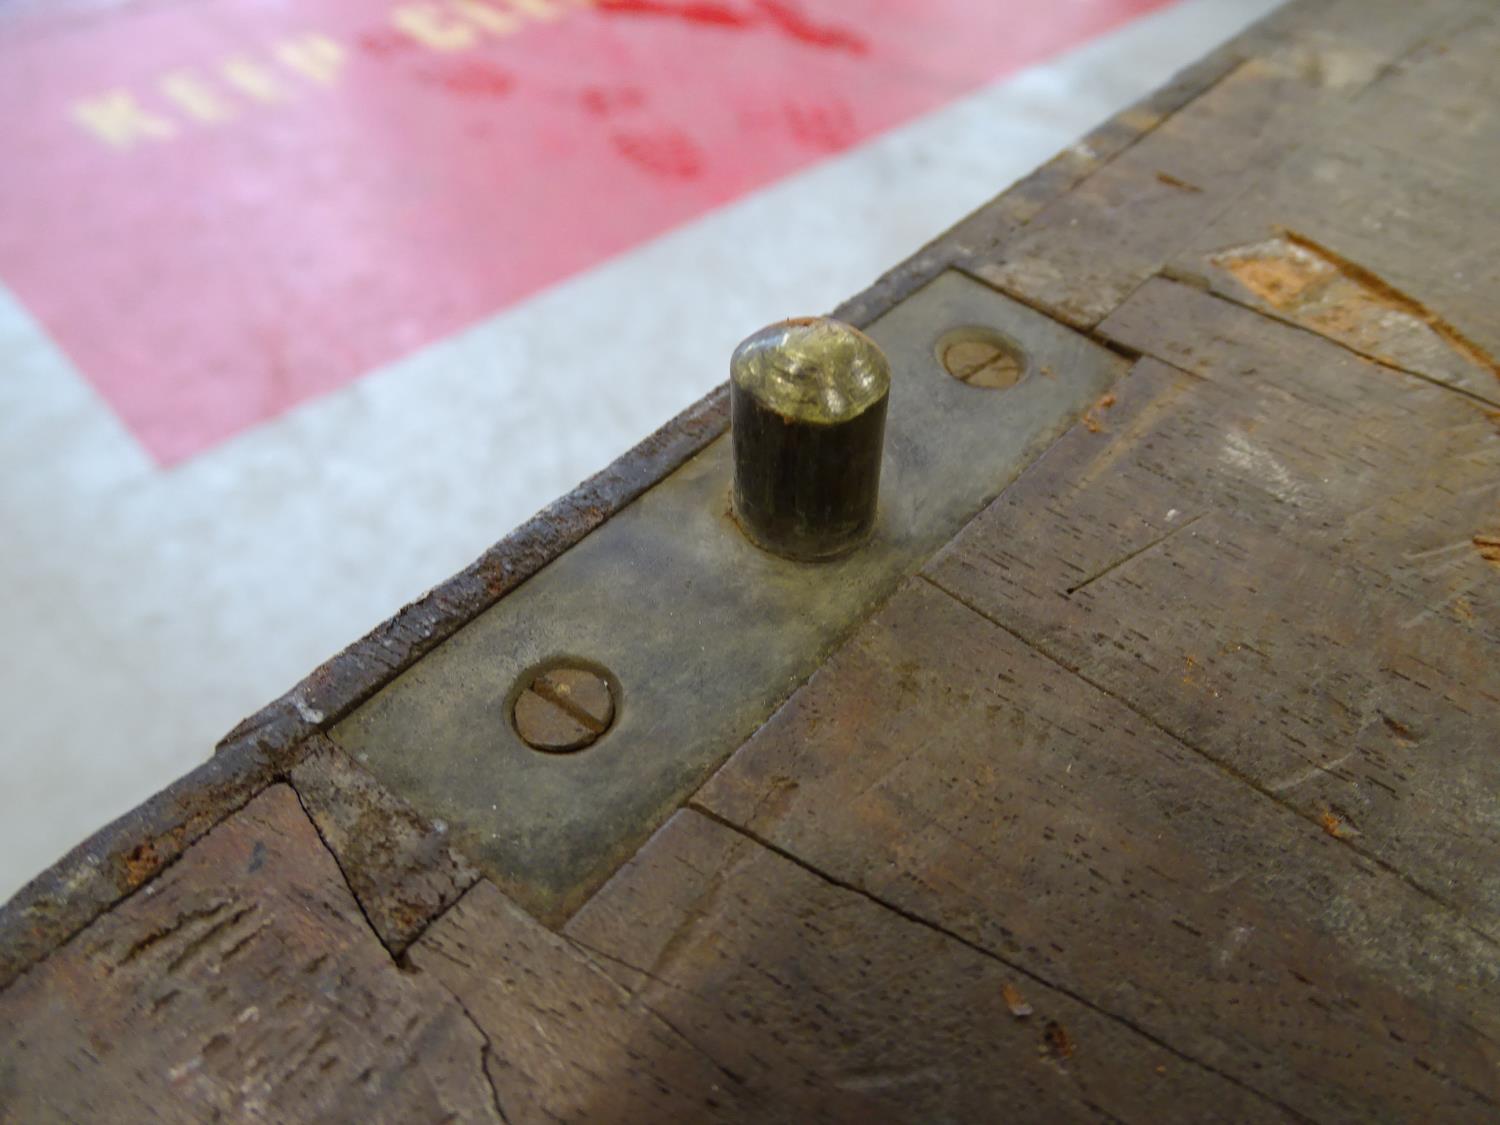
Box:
[331,272,1125,920]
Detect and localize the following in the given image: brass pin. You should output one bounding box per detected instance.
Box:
[729,317,891,561]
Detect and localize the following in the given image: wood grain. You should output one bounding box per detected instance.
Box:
[566,808,1286,1123]
[406,878,885,1123]
[921,278,1500,935]
[970,0,1496,331]
[0,786,500,1124]
[1162,10,1500,406]
[290,735,479,954]
[698,580,1500,1122]
[6,5,1500,1121]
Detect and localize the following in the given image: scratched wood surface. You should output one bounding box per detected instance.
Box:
[0,786,503,1123]
[0,784,876,1124]
[1158,15,1500,407]
[971,0,1498,340]
[566,808,1285,1122]
[408,880,889,1123]
[5,0,1500,1120]
[926,283,1500,934]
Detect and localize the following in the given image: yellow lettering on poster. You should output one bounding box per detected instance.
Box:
[222,57,289,104]
[160,71,236,123]
[66,0,608,154]
[275,34,347,85]
[503,0,561,20]
[392,4,477,50]
[453,0,521,37]
[71,91,177,149]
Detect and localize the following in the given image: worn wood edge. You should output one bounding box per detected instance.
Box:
[0,735,310,991]
[966,0,1500,344]
[214,384,732,762]
[0,0,1316,991]
[830,0,1309,330]
[287,737,483,958]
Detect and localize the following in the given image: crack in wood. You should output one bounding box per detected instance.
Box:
[1065,514,1204,595]
[683,801,1311,1122]
[284,782,509,1121]
[288,780,392,959]
[916,571,1500,958]
[429,980,512,1125]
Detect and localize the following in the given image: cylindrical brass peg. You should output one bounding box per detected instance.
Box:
[730,317,890,561]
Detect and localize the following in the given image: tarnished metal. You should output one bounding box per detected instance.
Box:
[731,317,890,561]
[331,271,1126,921]
[512,664,617,753]
[938,327,1028,389]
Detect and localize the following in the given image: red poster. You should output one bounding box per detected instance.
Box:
[0,0,1166,463]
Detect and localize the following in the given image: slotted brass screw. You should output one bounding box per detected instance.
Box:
[513,664,616,753]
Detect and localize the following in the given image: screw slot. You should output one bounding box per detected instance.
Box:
[937,327,1028,389]
[512,661,617,753]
